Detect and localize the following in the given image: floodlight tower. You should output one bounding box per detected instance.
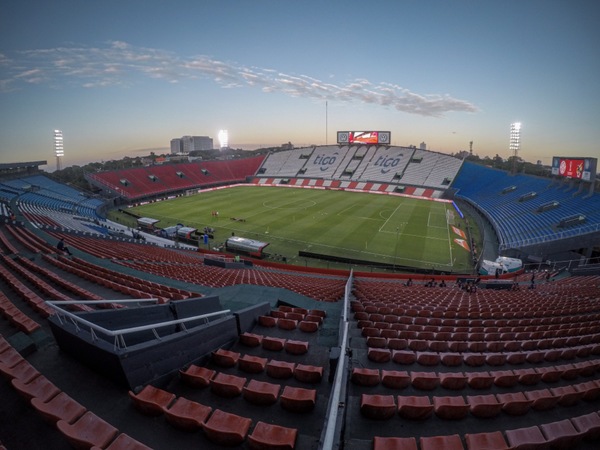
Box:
[218,129,229,150]
[54,129,64,171]
[509,122,521,174]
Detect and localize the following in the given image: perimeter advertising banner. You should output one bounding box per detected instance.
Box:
[337,131,391,145]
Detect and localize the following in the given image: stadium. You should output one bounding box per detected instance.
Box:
[1,140,600,450]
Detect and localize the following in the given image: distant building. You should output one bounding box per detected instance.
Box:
[419,142,427,150]
[171,135,213,154]
[170,138,183,154]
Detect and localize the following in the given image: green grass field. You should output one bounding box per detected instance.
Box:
[125,186,474,273]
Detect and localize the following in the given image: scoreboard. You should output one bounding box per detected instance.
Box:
[551,157,597,182]
[337,131,391,145]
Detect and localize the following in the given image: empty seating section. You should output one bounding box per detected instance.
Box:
[453,161,600,248]
[0,336,153,449]
[258,148,311,177]
[349,275,600,448]
[100,300,327,448]
[2,163,600,450]
[118,257,345,300]
[3,174,104,221]
[15,229,344,301]
[87,156,265,200]
[256,145,463,193]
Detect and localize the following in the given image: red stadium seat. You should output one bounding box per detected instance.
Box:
[163,397,212,431]
[280,386,316,413]
[411,372,439,390]
[262,336,286,351]
[294,364,323,383]
[373,436,418,450]
[248,421,298,450]
[238,354,268,373]
[239,332,263,347]
[179,365,215,388]
[128,385,175,416]
[420,434,464,450]
[90,433,151,450]
[10,374,60,402]
[467,394,502,418]
[467,372,493,391]
[284,339,309,355]
[266,360,296,379]
[571,411,600,440]
[433,396,469,420]
[243,380,280,405]
[464,431,509,450]
[368,348,391,363]
[497,392,532,415]
[505,425,547,450]
[381,370,410,389]
[56,411,119,450]
[439,372,467,390]
[90,433,152,450]
[210,372,247,398]
[550,385,583,406]
[30,391,87,424]
[211,348,240,367]
[202,409,252,447]
[360,394,396,420]
[397,396,433,420]
[392,350,417,365]
[351,367,380,386]
[524,388,559,411]
[540,418,580,449]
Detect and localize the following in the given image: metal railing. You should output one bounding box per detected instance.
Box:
[320,270,352,450]
[46,299,231,351]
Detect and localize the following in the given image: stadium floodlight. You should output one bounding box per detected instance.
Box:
[54,129,64,171]
[509,122,521,174]
[218,129,228,149]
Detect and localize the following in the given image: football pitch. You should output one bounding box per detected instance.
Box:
[127,186,474,273]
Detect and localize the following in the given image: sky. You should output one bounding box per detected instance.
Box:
[1,0,599,169]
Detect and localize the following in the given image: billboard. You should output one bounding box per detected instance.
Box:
[337,131,391,145]
[551,157,597,181]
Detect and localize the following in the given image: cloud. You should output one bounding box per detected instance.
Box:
[0,41,478,117]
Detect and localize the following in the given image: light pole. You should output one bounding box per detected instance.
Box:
[509,122,521,174]
[54,129,64,171]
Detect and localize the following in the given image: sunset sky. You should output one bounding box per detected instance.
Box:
[1,0,598,169]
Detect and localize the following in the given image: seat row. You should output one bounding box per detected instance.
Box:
[129,384,299,448]
[215,337,313,361]
[372,411,600,450]
[354,309,600,329]
[0,263,56,319]
[351,299,599,318]
[182,359,323,388]
[14,255,106,302]
[364,334,599,356]
[0,339,149,450]
[258,314,322,332]
[358,322,600,345]
[360,381,598,421]
[351,362,600,390]
[365,345,599,367]
[0,291,41,334]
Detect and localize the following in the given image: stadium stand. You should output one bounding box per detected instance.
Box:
[1,155,599,449]
[86,156,265,200]
[453,161,600,250]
